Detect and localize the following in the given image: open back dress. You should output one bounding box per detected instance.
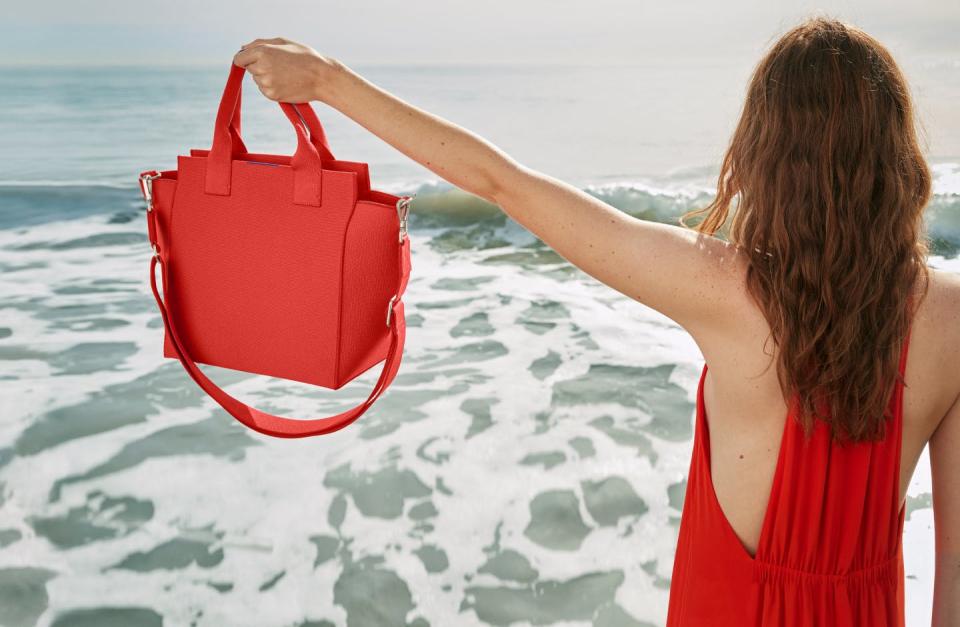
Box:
[666,324,912,626]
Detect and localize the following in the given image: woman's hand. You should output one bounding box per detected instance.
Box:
[233,37,340,104]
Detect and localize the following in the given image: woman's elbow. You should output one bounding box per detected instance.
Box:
[485,159,529,207]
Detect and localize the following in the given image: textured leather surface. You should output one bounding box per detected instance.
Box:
[139,62,411,437]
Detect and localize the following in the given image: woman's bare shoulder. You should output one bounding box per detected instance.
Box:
[922,266,960,349]
[920,266,960,427]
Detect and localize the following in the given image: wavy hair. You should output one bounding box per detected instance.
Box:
[680,15,932,443]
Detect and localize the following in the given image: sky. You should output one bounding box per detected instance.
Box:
[2,0,958,67]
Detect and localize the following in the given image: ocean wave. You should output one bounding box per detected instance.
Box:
[2,175,959,257]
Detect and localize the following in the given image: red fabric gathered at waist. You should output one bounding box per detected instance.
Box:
[752,553,901,587]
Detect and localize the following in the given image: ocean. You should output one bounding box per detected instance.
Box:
[0,63,958,627]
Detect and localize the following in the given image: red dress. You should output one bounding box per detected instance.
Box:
[666,326,912,626]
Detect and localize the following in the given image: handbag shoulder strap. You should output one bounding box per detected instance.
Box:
[145,194,412,438]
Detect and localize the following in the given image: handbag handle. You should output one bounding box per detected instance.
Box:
[226,89,335,165]
[147,236,412,439]
[205,63,331,207]
[223,64,336,163]
[228,85,247,154]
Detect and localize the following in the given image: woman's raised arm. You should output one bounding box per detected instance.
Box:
[233,38,745,338]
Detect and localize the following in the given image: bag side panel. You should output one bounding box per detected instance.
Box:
[337,200,400,385]
[150,175,180,360]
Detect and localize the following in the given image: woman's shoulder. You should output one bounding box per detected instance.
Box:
[913,266,960,435]
[919,267,960,354]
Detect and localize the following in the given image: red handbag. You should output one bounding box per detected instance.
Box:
[138,63,413,438]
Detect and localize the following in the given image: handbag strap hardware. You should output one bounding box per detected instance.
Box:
[139,170,161,212]
[140,170,163,258]
[397,194,415,243]
[386,294,398,327]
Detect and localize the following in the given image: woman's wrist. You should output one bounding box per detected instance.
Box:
[313,56,351,108]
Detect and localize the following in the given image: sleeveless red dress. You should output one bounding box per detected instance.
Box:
[666,326,912,626]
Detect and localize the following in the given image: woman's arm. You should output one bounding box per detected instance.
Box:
[930,384,960,626]
[234,39,745,336]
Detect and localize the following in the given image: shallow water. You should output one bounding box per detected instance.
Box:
[1,65,958,626]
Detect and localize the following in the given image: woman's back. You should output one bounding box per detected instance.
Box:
[665,267,960,625]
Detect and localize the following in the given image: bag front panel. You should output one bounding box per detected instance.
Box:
[162,155,359,388]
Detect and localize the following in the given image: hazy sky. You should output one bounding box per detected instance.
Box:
[2,0,958,66]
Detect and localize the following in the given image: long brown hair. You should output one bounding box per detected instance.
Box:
[680,15,932,443]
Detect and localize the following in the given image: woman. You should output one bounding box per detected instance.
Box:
[234,16,958,626]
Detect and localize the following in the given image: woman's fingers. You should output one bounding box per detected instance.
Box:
[235,36,293,67]
[240,37,286,50]
[229,48,275,99]
[233,45,264,68]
